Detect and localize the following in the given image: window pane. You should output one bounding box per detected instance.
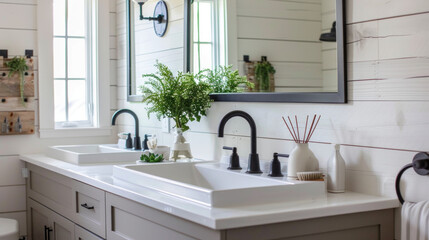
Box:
[194,43,212,71]
[68,80,87,121]
[53,38,66,78]
[68,38,86,78]
[54,0,66,36]
[193,2,212,42]
[68,0,86,37]
[54,80,66,122]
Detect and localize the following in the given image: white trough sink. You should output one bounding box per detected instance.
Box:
[113,162,326,207]
[47,144,143,164]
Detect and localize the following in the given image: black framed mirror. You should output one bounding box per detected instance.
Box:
[185,0,346,103]
[127,0,346,103]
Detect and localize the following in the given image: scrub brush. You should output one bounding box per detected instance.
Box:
[296,171,324,181]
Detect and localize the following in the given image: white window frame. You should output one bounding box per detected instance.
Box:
[191,0,227,72]
[53,0,94,128]
[38,0,111,138]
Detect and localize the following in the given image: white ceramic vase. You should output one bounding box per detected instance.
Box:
[287,143,319,179]
[171,128,192,161]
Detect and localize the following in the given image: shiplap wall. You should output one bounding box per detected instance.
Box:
[233,0,324,92]
[0,0,118,236]
[117,0,429,203]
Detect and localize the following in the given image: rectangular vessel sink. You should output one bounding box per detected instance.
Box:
[47,145,143,164]
[113,162,326,207]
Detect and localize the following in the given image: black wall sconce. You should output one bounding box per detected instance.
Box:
[133,0,168,37]
[320,21,336,42]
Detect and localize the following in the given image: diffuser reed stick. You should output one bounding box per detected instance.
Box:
[282,115,321,143]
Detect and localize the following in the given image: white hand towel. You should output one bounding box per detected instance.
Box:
[402,201,429,240]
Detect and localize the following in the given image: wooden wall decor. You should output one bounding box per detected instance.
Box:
[0,56,35,135]
[244,62,275,92]
[0,111,34,135]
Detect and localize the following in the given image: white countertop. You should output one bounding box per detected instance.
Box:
[20,154,400,230]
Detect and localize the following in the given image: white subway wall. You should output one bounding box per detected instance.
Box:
[0,0,118,235]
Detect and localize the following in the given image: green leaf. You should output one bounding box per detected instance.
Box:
[6,57,28,106]
[140,62,212,132]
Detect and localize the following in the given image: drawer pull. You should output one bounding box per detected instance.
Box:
[81,203,95,210]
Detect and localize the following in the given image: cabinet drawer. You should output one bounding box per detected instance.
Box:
[74,181,106,238]
[75,225,104,240]
[106,193,221,240]
[27,164,75,219]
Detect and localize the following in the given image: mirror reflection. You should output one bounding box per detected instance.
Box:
[190,0,338,93]
[127,0,184,99]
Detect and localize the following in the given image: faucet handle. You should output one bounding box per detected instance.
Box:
[275,153,289,158]
[269,152,288,177]
[223,146,242,170]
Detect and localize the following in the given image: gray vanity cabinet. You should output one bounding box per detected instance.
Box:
[26,163,394,240]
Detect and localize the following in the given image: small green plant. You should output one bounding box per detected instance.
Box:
[140,62,212,132]
[255,61,275,91]
[6,57,28,105]
[140,153,164,163]
[202,65,254,93]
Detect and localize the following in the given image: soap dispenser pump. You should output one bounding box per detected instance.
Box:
[268,153,289,177]
[223,146,242,170]
[142,134,152,150]
[125,133,133,149]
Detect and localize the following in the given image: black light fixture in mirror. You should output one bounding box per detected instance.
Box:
[133,0,168,37]
[320,21,336,42]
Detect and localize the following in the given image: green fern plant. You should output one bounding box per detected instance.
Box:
[6,57,28,105]
[140,62,212,132]
[202,65,254,93]
[255,61,275,91]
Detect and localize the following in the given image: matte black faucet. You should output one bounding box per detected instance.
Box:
[111,109,142,150]
[218,110,262,174]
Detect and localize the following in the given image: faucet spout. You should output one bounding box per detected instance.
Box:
[112,109,141,150]
[218,110,261,174]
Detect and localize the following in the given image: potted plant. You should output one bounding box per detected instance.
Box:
[202,65,254,93]
[255,60,275,92]
[6,57,28,105]
[140,62,212,160]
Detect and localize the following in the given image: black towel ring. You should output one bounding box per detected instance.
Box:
[395,152,429,204]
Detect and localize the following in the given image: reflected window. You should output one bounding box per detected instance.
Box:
[53,0,94,127]
[192,0,226,72]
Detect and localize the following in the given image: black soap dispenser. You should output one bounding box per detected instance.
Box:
[142,134,152,150]
[125,133,133,149]
[223,146,242,170]
[268,153,289,177]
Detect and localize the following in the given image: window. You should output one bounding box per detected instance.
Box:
[53,0,94,128]
[38,0,111,138]
[192,0,226,72]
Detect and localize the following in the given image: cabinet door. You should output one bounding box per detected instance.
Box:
[51,210,75,240]
[28,199,51,240]
[28,198,75,240]
[75,225,103,240]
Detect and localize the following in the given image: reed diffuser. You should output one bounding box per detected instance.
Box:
[282,115,321,179]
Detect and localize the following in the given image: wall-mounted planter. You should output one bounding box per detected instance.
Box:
[0,56,35,135]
